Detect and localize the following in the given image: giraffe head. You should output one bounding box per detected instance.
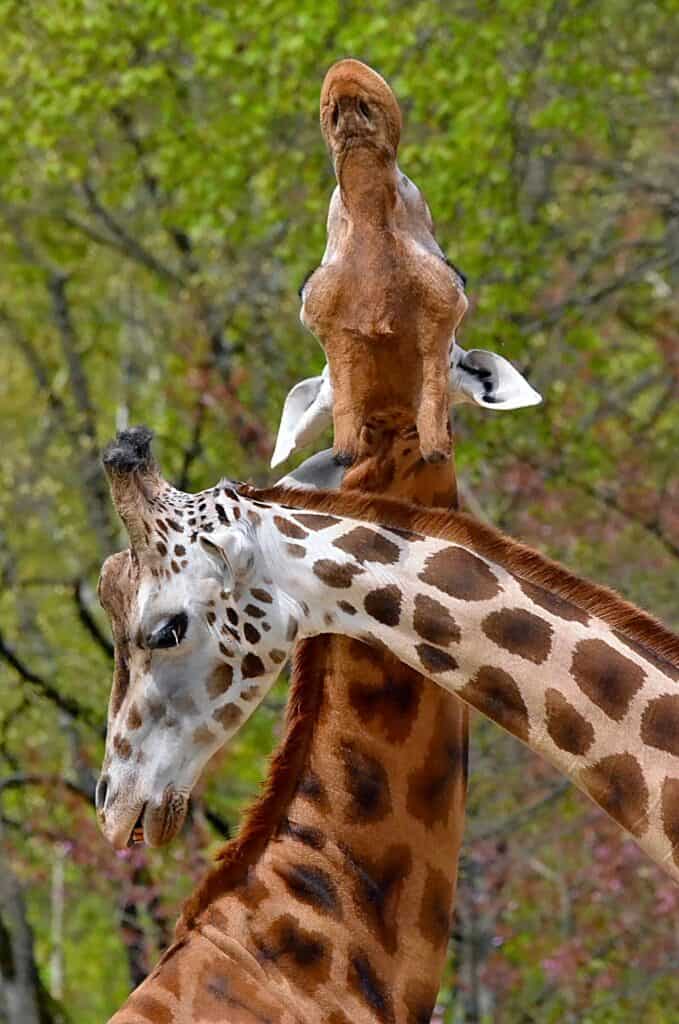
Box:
[320,58,401,174]
[96,428,297,850]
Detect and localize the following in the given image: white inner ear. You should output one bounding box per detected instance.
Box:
[450,344,542,410]
[270,366,334,468]
[199,525,256,591]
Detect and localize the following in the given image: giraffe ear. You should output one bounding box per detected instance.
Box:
[199,525,256,590]
[276,448,347,491]
[450,344,542,410]
[270,367,333,468]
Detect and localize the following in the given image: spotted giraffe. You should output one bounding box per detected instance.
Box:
[98,428,679,1022]
[101,422,467,1023]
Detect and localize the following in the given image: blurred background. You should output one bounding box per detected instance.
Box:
[0,1,677,1020]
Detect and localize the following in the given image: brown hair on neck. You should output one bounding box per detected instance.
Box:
[248,483,679,669]
[178,638,327,934]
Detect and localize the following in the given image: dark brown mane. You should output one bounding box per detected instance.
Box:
[248,483,679,669]
[177,637,327,934]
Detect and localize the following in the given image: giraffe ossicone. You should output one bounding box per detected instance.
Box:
[97,426,679,882]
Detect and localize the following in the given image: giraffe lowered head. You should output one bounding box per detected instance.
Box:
[96,428,298,850]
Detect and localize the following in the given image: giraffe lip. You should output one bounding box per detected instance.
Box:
[142,788,189,848]
[127,803,148,846]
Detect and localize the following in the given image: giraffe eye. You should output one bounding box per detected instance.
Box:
[149,612,188,650]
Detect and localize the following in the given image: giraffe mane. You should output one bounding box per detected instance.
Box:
[248,484,679,668]
[177,637,326,934]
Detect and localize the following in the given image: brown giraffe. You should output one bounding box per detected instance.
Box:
[100,420,468,1024]
[299,59,469,466]
[97,429,679,1022]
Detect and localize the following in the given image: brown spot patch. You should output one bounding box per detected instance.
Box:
[413,594,460,647]
[333,526,400,565]
[269,649,286,664]
[126,703,142,730]
[519,578,590,625]
[338,600,357,615]
[460,665,530,742]
[313,559,365,588]
[364,585,402,627]
[240,684,260,701]
[294,512,340,530]
[572,638,645,722]
[661,777,679,868]
[640,694,679,756]
[244,622,260,644]
[347,949,394,1023]
[244,603,266,619]
[580,753,649,836]
[418,864,453,950]
[274,515,307,539]
[206,664,234,698]
[297,770,330,812]
[416,643,458,675]
[348,670,421,744]
[213,703,243,730]
[482,607,553,664]
[242,653,266,678]
[113,734,132,760]
[419,546,501,601]
[407,714,467,827]
[545,688,595,755]
[344,843,412,954]
[275,863,340,918]
[192,724,216,745]
[340,740,392,824]
[286,543,306,558]
[253,914,331,993]
[251,587,273,604]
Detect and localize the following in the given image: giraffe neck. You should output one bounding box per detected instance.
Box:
[338,146,397,226]
[259,494,679,880]
[149,433,467,1024]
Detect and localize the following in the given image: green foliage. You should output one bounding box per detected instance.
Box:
[0,0,677,1020]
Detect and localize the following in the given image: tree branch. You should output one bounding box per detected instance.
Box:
[0,629,103,731]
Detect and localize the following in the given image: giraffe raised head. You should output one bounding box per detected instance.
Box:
[320,57,401,179]
[301,59,469,466]
[96,427,299,850]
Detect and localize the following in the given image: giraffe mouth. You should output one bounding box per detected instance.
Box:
[128,803,147,846]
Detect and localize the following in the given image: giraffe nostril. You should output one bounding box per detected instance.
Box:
[95,775,109,812]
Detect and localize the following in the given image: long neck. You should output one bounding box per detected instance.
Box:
[264,499,679,880]
[338,147,397,226]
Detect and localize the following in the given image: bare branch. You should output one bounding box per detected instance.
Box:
[0,629,103,731]
[73,581,113,660]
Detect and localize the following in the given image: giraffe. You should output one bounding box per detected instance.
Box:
[100,419,469,1024]
[97,427,679,1022]
[299,59,469,466]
